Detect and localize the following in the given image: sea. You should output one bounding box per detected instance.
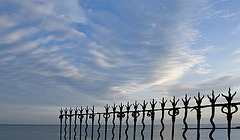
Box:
[0,124,239,140]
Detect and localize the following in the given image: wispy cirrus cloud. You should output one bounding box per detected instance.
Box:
[221,11,240,20]
[231,24,240,34]
[0,0,215,103]
[233,48,240,63]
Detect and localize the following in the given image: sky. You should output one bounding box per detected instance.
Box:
[0,0,240,124]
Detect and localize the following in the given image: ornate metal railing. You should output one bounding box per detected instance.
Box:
[59,88,240,140]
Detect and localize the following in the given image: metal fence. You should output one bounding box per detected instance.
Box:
[59,88,240,140]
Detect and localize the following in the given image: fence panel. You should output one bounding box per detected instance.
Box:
[59,88,240,140]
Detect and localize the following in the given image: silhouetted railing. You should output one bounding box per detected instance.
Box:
[59,88,240,140]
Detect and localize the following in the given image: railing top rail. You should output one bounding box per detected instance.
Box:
[61,101,240,116]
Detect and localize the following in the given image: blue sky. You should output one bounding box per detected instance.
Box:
[0,0,240,124]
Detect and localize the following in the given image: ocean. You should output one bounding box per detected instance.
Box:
[0,124,239,140]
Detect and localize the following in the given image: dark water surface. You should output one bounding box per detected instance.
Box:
[0,124,239,140]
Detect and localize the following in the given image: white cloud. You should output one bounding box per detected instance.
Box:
[76,0,214,98]
[0,27,39,44]
[234,48,240,63]
[198,46,219,53]
[231,24,240,34]
[221,12,240,20]
[1,1,211,97]
[150,70,240,102]
[0,56,15,63]
[234,48,240,55]
[195,67,213,74]
[0,15,17,29]
[54,0,87,24]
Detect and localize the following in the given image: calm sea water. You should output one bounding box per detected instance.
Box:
[0,124,239,140]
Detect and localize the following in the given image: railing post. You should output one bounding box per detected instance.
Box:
[103,104,110,140]
[221,88,238,140]
[117,103,125,140]
[69,108,73,140]
[78,107,84,140]
[168,96,179,140]
[74,108,78,140]
[89,106,95,140]
[182,94,191,140]
[59,108,63,140]
[147,99,157,140]
[207,90,220,140]
[160,98,167,140]
[140,100,148,140]
[111,104,116,140]
[132,101,140,140]
[85,107,89,140]
[194,92,204,140]
[125,102,131,140]
[64,108,68,140]
[97,113,101,140]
